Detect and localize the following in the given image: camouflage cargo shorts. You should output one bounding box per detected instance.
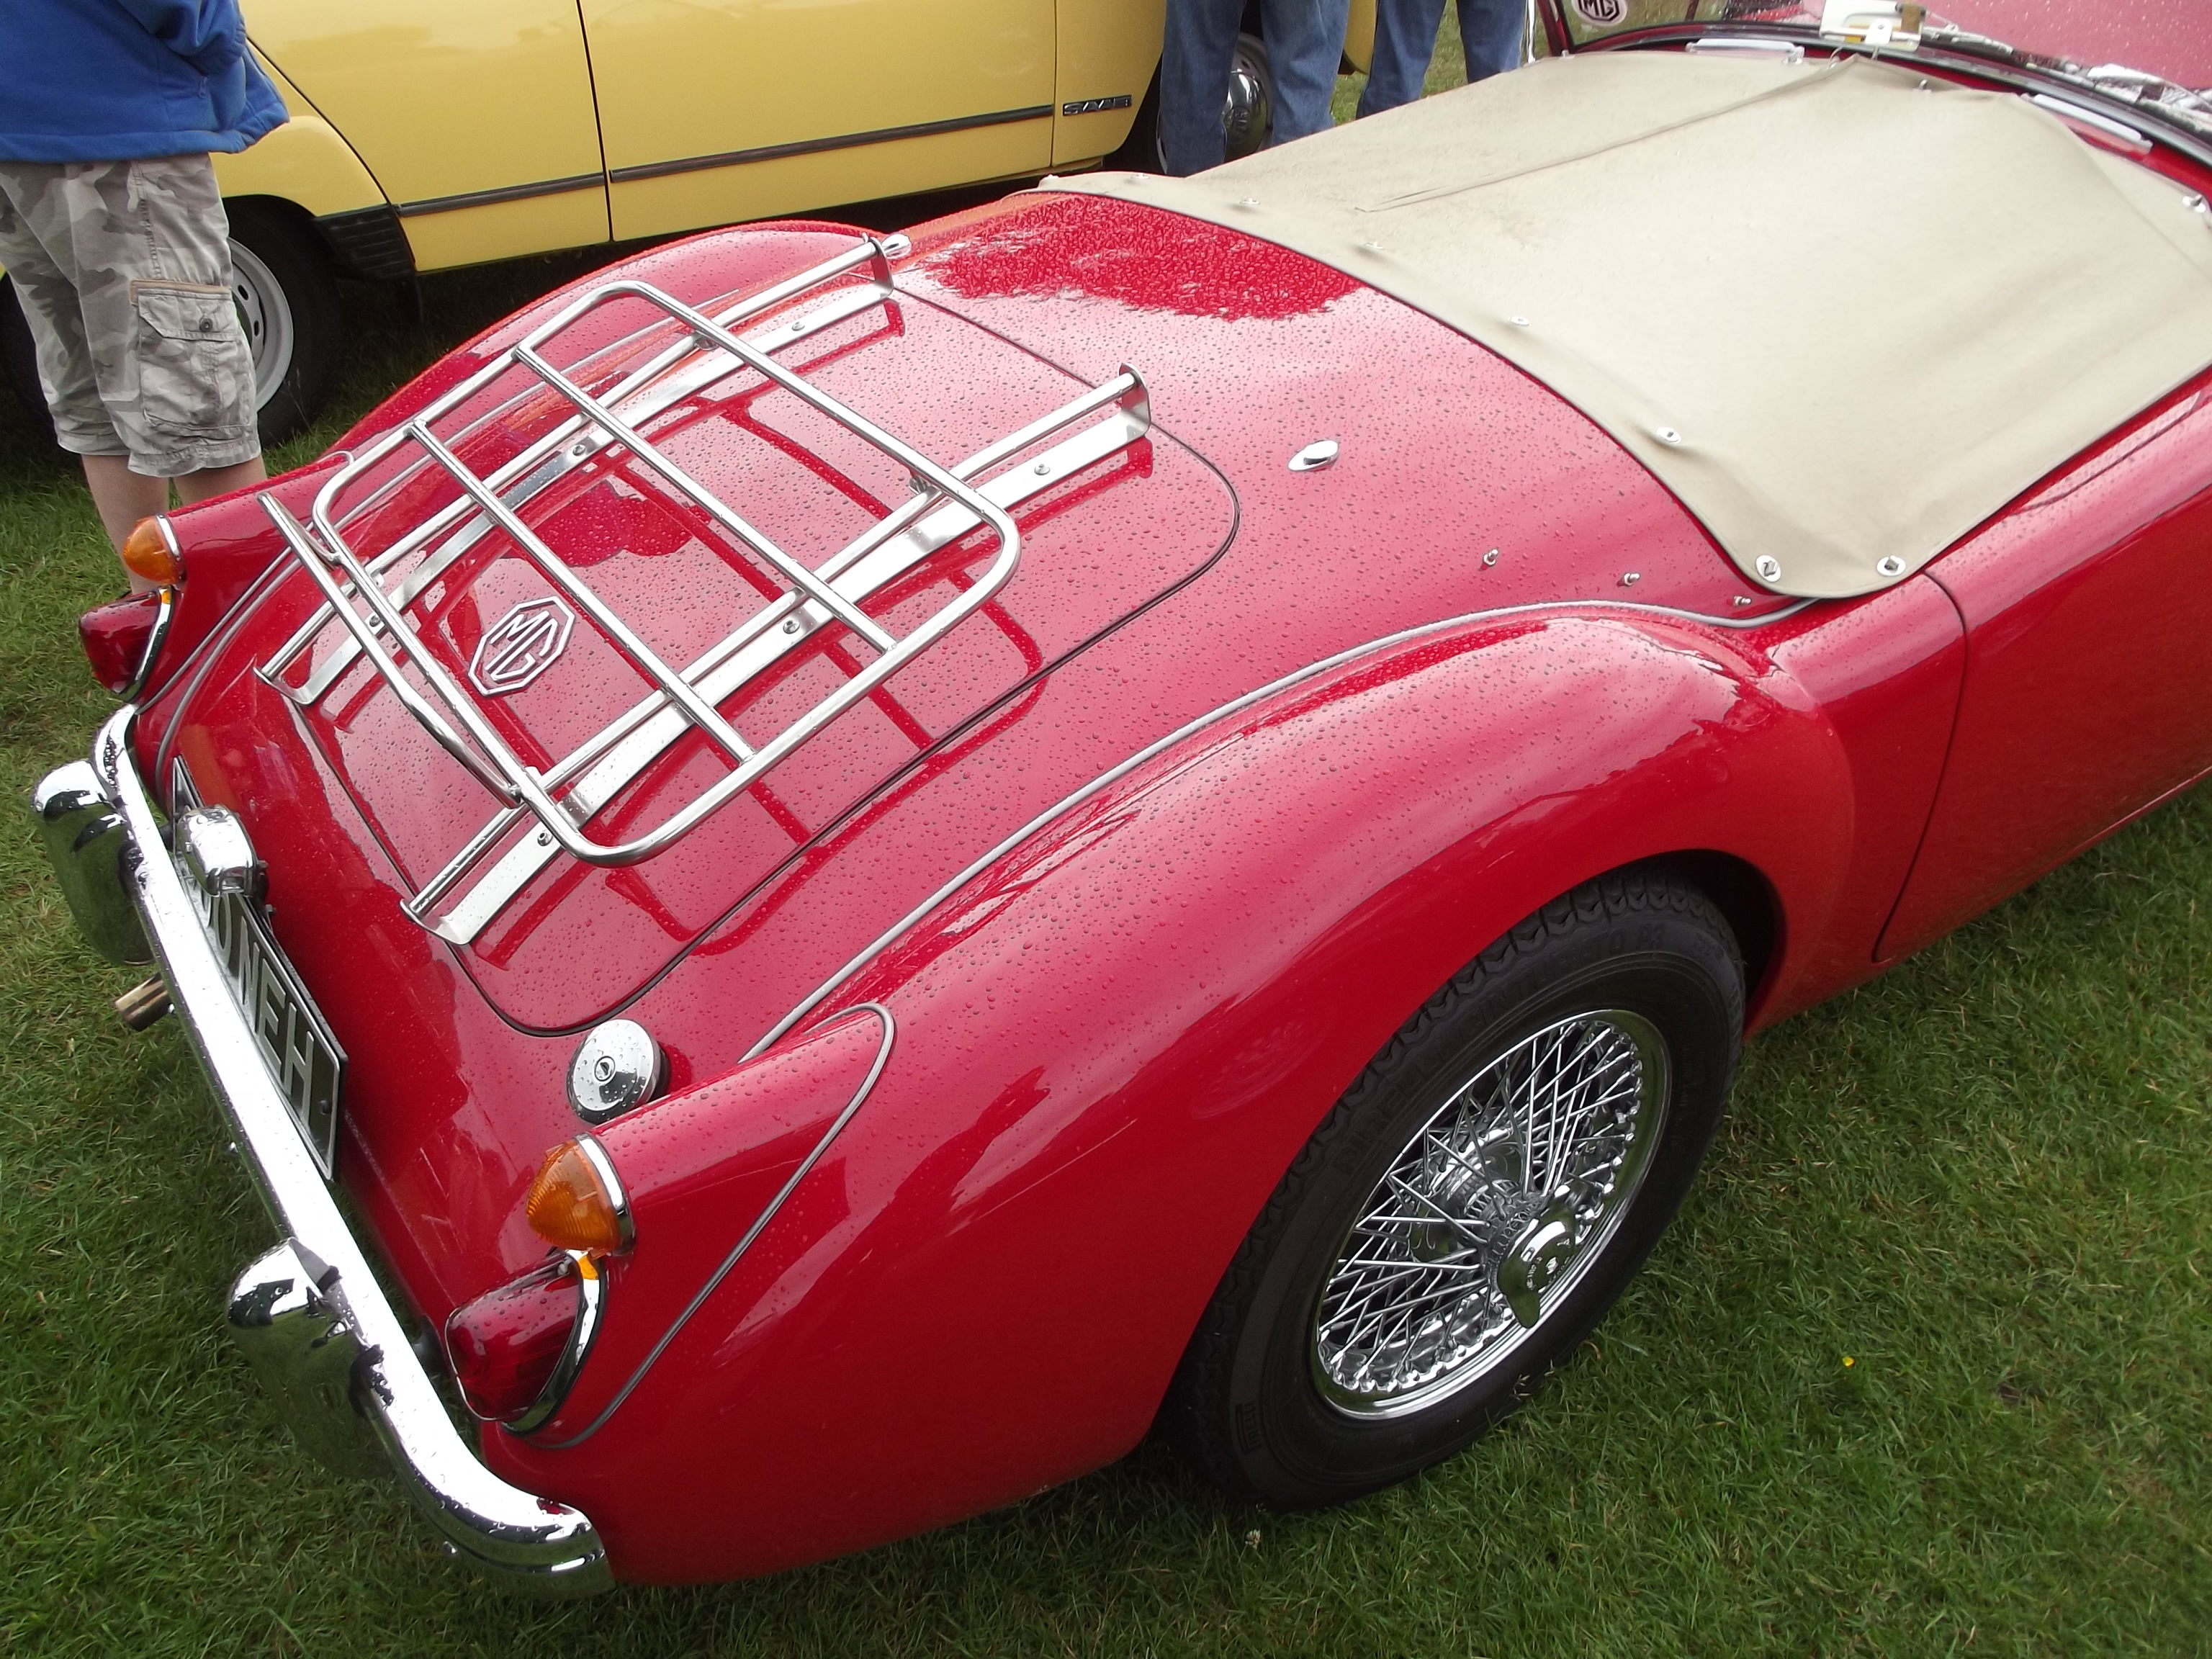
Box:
[0,154,258,476]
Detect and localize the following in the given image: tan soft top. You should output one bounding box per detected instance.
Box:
[1046,53,2212,598]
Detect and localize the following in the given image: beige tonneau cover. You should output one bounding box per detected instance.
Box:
[1046,53,2212,598]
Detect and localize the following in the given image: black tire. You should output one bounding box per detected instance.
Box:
[0,205,341,447]
[1162,870,1743,1509]
[1,274,52,437]
[222,200,341,445]
[1105,33,1274,175]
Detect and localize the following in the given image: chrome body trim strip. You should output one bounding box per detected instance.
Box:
[539,1003,895,1449]
[396,172,607,217]
[502,1252,606,1436]
[119,585,174,701]
[746,596,1817,1061]
[606,107,1053,184]
[86,707,612,1596]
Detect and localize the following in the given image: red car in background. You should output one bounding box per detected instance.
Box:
[30,1,2212,1592]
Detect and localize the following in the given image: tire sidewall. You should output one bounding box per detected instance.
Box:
[1225,901,1740,1506]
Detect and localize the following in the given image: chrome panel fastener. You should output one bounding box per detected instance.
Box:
[1877,555,1905,577]
[567,1020,667,1123]
[1288,439,1339,472]
[1755,554,1784,583]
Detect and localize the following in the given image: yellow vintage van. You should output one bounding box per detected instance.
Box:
[2,0,1381,440]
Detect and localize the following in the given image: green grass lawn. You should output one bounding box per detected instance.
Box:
[4,39,2211,1656]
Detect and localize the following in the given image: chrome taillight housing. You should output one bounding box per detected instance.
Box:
[79,588,172,696]
[444,1251,603,1431]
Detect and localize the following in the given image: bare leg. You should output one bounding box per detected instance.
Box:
[81,455,171,590]
[82,454,267,592]
[175,455,267,508]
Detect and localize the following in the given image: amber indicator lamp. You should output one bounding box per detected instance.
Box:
[120,516,182,587]
[526,1137,631,1252]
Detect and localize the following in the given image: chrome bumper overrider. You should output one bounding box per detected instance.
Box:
[40,709,611,1596]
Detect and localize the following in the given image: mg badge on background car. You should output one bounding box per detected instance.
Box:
[28,0,2212,1593]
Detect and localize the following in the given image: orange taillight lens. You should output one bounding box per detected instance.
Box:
[526,1136,631,1252]
[120,516,182,586]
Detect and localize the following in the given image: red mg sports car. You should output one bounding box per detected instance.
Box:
[30,1,2212,1593]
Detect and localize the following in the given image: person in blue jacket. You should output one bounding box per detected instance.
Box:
[0,1,287,580]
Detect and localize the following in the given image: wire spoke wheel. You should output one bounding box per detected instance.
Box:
[1312,1010,1668,1416]
[1164,873,1738,1509]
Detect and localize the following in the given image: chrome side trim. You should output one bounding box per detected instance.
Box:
[539,1002,894,1449]
[118,585,174,701]
[571,1134,636,1249]
[606,106,1053,184]
[88,707,611,1596]
[2027,91,2150,150]
[747,596,1817,1061]
[396,172,607,217]
[504,1253,606,1436]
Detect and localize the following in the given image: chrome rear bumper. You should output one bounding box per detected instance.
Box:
[37,708,611,1596]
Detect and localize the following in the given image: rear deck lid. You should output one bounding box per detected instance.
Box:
[259,243,1233,1029]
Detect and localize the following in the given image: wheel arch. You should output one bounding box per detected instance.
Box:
[1619,848,1782,1020]
[211,64,387,222]
[488,611,1850,1578]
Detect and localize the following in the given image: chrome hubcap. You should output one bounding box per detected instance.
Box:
[1223,41,1273,161]
[228,238,292,415]
[1311,1010,1668,1417]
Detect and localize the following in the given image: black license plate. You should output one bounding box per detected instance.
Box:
[172,761,346,1177]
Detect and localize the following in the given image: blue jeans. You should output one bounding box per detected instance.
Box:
[1161,0,1354,176]
[1357,0,1524,117]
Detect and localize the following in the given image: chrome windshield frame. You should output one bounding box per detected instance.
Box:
[1532,7,2212,163]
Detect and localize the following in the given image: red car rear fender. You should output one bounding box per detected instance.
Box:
[485,605,1855,1584]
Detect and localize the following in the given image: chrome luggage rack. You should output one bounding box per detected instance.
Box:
[256,235,1152,944]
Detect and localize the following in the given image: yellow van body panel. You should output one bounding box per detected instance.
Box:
[213,51,385,216]
[247,0,608,267]
[1051,0,1162,165]
[585,0,1054,242]
[214,1,1374,274]
[1345,0,1375,73]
